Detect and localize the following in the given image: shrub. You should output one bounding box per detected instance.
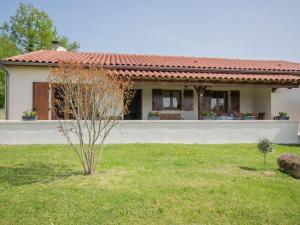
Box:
[257,138,273,171]
[277,153,300,179]
[202,111,215,116]
[279,112,288,117]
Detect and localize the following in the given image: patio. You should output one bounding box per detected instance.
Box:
[125,82,289,121]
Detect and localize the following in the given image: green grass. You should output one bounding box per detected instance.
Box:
[0,144,299,225]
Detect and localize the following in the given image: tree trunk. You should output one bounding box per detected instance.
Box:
[264,153,267,171]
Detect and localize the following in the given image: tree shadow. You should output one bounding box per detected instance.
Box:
[239,166,257,171]
[0,162,82,186]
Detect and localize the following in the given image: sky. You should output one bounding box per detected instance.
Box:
[1,0,300,62]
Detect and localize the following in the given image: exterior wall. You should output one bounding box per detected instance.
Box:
[253,88,272,119]
[6,66,49,120]
[0,120,298,144]
[3,65,299,123]
[271,88,300,121]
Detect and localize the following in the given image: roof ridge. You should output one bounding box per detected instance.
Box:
[4,49,300,64]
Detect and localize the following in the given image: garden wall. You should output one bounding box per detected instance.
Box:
[0,120,299,145]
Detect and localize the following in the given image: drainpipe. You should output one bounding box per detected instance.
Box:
[0,64,9,120]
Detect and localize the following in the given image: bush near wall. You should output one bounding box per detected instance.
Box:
[277,153,300,179]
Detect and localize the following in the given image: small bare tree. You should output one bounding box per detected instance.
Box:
[49,62,133,175]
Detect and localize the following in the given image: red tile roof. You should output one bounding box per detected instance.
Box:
[2,50,300,84]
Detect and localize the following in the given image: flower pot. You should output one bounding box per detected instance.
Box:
[202,116,216,120]
[244,116,256,120]
[278,116,289,120]
[22,115,37,121]
[148,115,160,120]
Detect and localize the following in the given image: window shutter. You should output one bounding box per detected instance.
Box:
[152,89,163,110]
[33,82,50,120]
[230,91,240,112]
[224,91,229,113]
[183,90,194,111]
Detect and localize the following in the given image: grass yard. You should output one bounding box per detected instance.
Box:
[0,144,299,225]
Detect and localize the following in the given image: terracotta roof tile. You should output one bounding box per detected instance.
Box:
[2,50,300,84]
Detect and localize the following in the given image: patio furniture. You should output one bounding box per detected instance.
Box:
[257,112,265,120]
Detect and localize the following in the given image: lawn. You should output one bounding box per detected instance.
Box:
[0,144,299,225]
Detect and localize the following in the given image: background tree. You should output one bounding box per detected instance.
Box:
[0,35,18,108]
[49,62,133,175]
[1,3,79,53]
[0,3,80,110]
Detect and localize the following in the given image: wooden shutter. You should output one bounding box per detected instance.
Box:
[224,91,228,113]
[230,90,240,112]
[183,90,194,111]
[152,89,163,110]
[33,82,49,120]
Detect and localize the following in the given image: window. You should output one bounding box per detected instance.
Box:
[210,91,227,112]
[163,90,181,110]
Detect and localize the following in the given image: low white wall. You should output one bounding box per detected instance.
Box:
[0,120,298,145]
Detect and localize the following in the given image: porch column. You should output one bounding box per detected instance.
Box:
[194,86,207,120]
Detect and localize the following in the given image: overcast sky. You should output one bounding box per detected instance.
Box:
[1,0,300,62]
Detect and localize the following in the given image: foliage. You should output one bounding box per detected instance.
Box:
[48,62,133,175]
[23,109,37,117]
[0,144,299,225]
[1,3,79,53]
[148,111,159,116]
[257,138,273,171]
[277,153,300,179]
[279,112,288,117]
[244,111,254,117]
[0,35,19,108]
[202,111,216,116]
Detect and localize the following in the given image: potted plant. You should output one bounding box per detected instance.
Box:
[243,112,256,120]
[202,111,216,120]
[278,112,289,120]
[148,111,160,120]
[22,110,37,121]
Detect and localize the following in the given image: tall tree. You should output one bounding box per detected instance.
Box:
[1,3,79,53]
[0,35,19,108]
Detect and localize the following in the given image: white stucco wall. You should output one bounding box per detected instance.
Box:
[253,88,272,119]
[6,66,49,120]
[3,65,300,123]
[271,88,300,121]
[0,120,298,144]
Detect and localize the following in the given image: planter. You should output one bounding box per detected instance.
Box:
[244,116,256,120]
[202,116,216,120]
[148,115,160,120]
[278,116,289,120]
[22,115,37,121]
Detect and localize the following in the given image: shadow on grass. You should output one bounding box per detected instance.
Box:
[0,162,82,186]
[239,166,257,171]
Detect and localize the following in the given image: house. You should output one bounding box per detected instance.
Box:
[1,49,300,122]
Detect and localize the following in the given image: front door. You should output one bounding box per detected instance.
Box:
[124,89,142,120]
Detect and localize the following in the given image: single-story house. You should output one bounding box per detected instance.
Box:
[1,48,300,122]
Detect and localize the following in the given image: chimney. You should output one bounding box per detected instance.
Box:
[51,40,60,50]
